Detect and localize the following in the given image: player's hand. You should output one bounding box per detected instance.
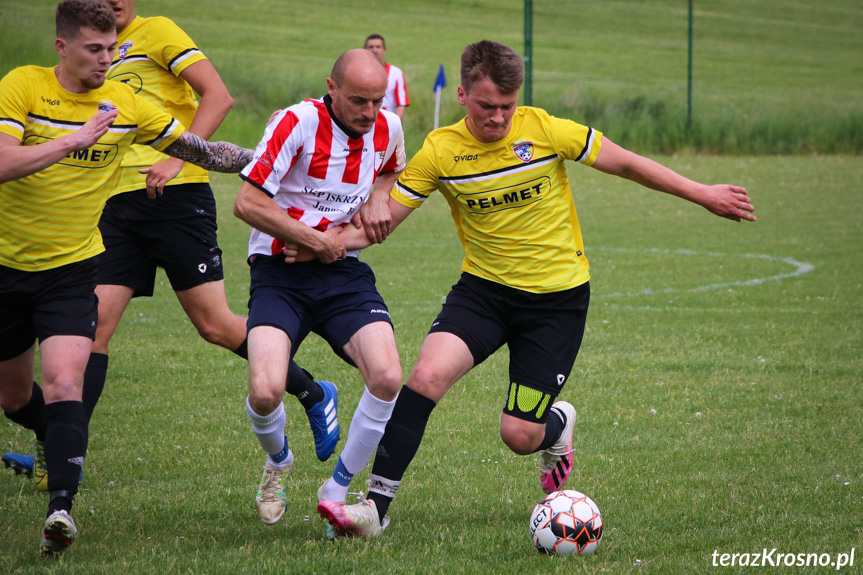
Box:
[312,226,348,264]
[267,109,283,126]
[281,243,315,263]
[138,157,185,198]
[359,193,392,244]
[701,185,756,222]
[71,109,118,150]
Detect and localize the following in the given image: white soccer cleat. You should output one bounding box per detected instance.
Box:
[255,459,291,524]
[40,509,78,556]
[317,482,346,540]
[317,493,389,538]
[540,401,576,494]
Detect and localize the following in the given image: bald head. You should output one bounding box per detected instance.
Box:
[327,49,389,135]
[331,48,386,87]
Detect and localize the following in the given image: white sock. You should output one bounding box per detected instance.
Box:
[246,396,288,458]
[323,387,396,502]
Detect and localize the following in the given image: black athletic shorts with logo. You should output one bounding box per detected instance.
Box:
[247,255,393,366]
[0,258,98,361]
[95,182,224,297]
[429,273,589,416]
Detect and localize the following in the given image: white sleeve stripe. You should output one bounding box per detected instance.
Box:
[146,119,182,148]
[575,127,596,164]
[0,118,25,134]
[169,49,204,73]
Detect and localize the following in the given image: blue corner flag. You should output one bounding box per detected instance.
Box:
[433,65,446,92]
[433,65,446,129]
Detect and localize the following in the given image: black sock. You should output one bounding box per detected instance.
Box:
[367,386,437,518]
[233,338,248,360]
[536,406,566,452]
[3,381,47,441]
[82,353,108,422]
[44,401,88,513]
[287,360,323,410]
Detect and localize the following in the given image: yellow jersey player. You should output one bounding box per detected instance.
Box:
[0,0,251,555]
[316,40,755,538]
[96,0,339,467]
[3,0,341,497]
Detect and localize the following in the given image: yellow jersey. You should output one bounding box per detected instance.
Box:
[0,66,184,271]
[107,15,209,195]
[393,106,602,293]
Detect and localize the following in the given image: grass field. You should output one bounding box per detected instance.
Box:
[1,0,861,154]
[1,0,862,573]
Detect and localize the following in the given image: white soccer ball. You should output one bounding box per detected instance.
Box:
[529,489,603,556]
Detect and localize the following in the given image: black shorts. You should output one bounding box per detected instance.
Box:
[247,255,393,365]
[429,273,589,396]
[95,182,224,297]
[0,259,98,361]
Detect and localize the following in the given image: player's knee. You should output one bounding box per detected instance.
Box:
[0,387,30,412]
[500,421,542,455]
[248,384,283,415]
[366,363,402,401]
[193,321,224,346]
[405,361,448,399]
[43,375,81,403]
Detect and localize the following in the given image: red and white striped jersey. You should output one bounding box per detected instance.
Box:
[240,95,405,258]
[383,63,410,112]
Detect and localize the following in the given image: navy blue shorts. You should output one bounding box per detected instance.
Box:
[0,259,98,361]
[429,273,589,396]
[95,182,224,296]
[247,255,393,365]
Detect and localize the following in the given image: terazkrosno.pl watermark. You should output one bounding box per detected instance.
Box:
[712,548,855,570]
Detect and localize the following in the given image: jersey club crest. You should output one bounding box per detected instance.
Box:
[98,102,117,114]
[512,140,534,163]
[118,41,133,59]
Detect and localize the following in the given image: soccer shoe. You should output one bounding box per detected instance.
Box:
[2,447,83,490]
[3,451,36,479]
[539,401,576,494]
[34,442,49,490]
[3,443,49,490]
[305,381,340,461]
[317,482,346,540]
[317,493,390,538]
[40,509,78,556]
[255,459,291,524]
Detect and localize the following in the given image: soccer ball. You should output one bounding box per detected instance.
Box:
[529,490,603,556]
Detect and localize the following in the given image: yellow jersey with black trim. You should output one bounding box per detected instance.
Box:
[107,15,209,195]
[0,66,184,271]
[393,106,602,293]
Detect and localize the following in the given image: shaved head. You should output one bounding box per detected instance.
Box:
[331,48,386,87]
[327,49,388,135]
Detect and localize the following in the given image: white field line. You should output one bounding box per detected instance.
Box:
[589,247,814,299]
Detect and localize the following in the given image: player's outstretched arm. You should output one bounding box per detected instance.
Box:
[359,169,403,244]
[160,132,252,174]
[139,60,237,198]
[0,109,118,184]
[591,138,756,223]
[179,59,234,141]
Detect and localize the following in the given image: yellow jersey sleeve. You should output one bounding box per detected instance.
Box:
[0,67,33,141]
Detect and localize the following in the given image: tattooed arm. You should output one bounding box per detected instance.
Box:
[158,131,253,173]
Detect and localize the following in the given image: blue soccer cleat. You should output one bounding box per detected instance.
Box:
[305,381,340,461]
[3,445,83,489]
[3,451,37,479]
